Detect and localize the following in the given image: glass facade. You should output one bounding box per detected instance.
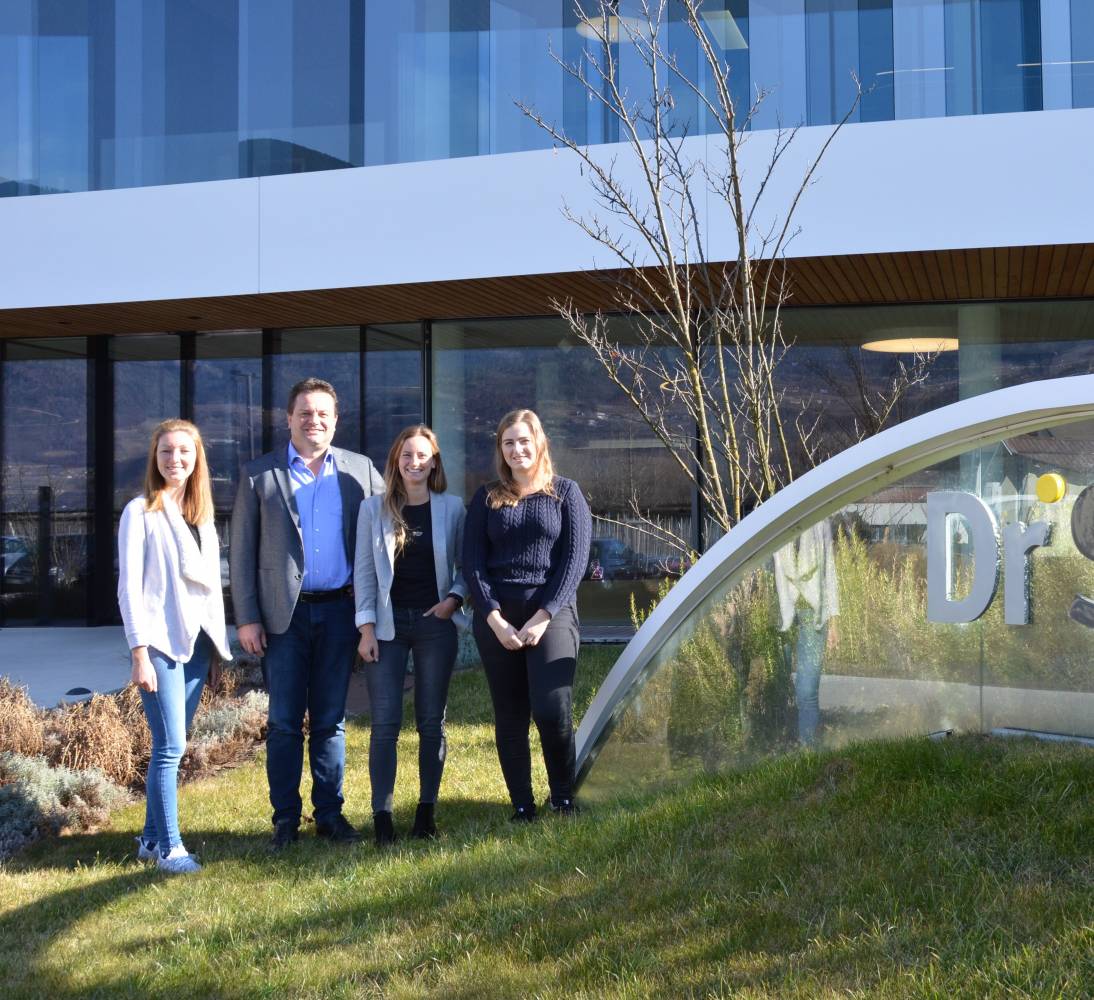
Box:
[3,301,1094,629]
[580,409,1094,800]
[1,0,1089,197]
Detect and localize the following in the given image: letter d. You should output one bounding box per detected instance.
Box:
[926,492,1000,624]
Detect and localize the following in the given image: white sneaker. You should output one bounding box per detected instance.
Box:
[135,836,158,862]
[156,844,202,874]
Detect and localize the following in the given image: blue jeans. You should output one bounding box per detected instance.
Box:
[794,608,826,746]
[138,632,212,851]
[366,606,458,814]
[264,593,357,827]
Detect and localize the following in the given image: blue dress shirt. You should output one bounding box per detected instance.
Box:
[287,443,351,591]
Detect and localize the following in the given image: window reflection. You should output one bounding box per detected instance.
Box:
[432,317,693,625]
[3,0,1086,198]
[364,324,423,463]
[111,335,181,511]
[269,327,362,454]
[1,339,90,624]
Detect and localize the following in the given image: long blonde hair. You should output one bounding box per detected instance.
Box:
[142,419,214,525]
[487,408,556,508]
[382,425,448,556]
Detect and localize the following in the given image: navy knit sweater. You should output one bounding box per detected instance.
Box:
[463,476,592,618]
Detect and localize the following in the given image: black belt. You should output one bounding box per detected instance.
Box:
[298,585,353,604]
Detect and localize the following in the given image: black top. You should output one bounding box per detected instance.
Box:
[390,500,439,608]
[462,476,592,618]
[187,522,201,550]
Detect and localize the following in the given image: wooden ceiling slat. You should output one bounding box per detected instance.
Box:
[861,252,898,302]
[3,245,1092,340]
[936,250,959,300]
[952,249,971,299]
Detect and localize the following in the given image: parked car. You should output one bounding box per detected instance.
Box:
[585,537,661,581]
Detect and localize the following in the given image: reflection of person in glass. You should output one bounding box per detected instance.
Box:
[463,409,592,820]
[118,419,232,874]
[773,519,838,746]
[353,426,468,846]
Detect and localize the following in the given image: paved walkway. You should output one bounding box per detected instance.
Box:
[2,626,133,707]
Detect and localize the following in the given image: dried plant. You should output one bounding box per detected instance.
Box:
[520,0,933,551]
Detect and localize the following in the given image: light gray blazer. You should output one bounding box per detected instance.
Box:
[117,496,232,664]
[354,491,469,640]
[230,445,384,635]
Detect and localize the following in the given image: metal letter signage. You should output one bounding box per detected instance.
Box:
[1003,521,1052,625]
[926,492,1001,624]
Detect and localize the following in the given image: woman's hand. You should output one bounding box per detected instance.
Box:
[131,647,157,693]
[517,610,551,647]
[357,624,379,663]
[424,596,460,621]
[487,610,524,651]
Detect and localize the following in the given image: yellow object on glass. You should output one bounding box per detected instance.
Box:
[1035,473,1066,504]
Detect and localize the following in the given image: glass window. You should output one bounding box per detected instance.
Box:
[111,334,181,512]
[432,316,693,626]
[580,411,1094,801]
[946,0,1042,117]
[192,330,263,514]
[191,329,263,599]
[269,326,362,455]
[1,338,90,624]
[239,0,359,177]
[750,0,809,129]
[1072,0,1094,108]
[364,324,423,466]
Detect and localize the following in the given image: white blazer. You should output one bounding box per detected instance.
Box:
[354,491,469,641]
[117,496,232,664]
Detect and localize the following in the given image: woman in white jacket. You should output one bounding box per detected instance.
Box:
[354,425,467,846]
[118,419,231,874]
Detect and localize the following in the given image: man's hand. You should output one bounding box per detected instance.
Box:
[516,609,551,647]
[131,647,157,692]
[238,622,267,656]
[357,624,379,662]
[487,610,524,651]
[423,596,460,621]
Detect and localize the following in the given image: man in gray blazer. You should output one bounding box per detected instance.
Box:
[230,377,384,849]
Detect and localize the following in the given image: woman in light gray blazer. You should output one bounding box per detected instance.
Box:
[354,425,467,845]
[118,419,231,874]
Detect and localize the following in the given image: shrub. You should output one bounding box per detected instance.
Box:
[0,752,127,860]
[182,690,268,780]
[55,694,139,786]
[0,679,44,757]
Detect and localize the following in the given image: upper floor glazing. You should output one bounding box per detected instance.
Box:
[1,0,1091,198]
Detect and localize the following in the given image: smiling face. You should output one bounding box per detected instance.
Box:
[398,434,436,492]
[287,391,338,455]
[156,430,197,491]
[500,421,538,477]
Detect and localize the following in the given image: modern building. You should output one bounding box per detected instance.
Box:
[1,1,1093,646]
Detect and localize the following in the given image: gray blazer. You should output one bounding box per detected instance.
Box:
[354,491,469,640]
[230,445,384,635]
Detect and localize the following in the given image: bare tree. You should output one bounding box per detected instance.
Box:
[519,0,932,552]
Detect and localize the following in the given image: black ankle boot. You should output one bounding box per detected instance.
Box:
[510,802,537,823]
[410,802,437,839]
[373,810,396,847]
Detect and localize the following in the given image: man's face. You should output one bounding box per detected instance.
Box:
[287,391,338,455]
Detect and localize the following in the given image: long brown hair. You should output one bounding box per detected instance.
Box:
[142,419,214,525]
[382,425,447,556]
[487,408,556,508]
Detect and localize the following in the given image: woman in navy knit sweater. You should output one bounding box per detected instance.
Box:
[463,408,592,819]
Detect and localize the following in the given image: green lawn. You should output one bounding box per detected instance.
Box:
[1,646,1091,999]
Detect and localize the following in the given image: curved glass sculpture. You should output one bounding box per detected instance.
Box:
[577,375,1094,800]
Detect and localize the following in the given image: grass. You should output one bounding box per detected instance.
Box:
[1,645,1091,999]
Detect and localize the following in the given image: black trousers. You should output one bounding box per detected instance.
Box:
[473,598,580,807]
